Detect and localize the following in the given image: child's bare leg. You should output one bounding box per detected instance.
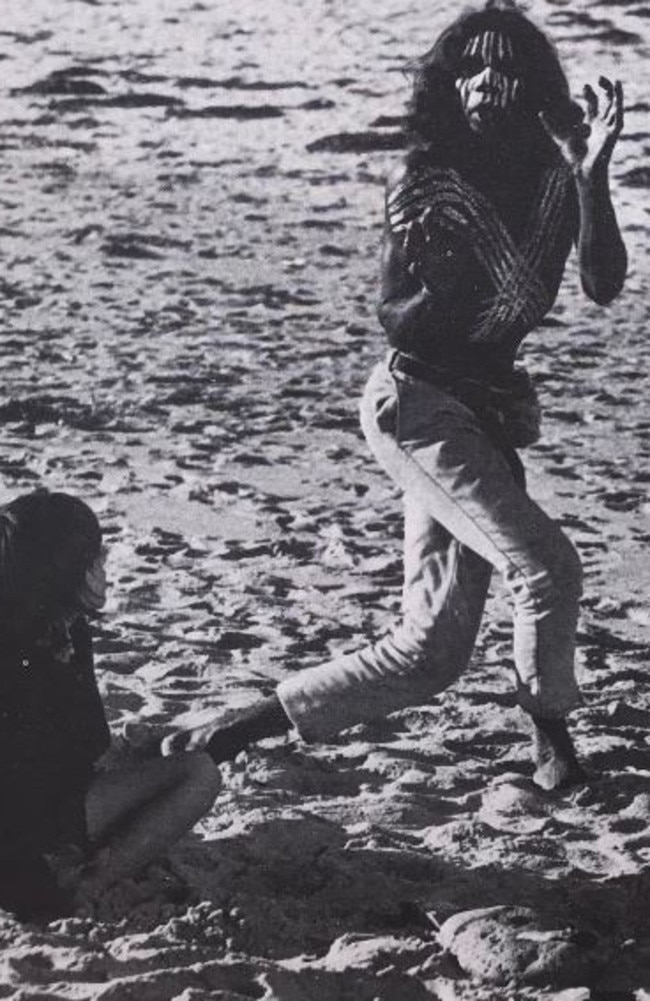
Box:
[76,751,221,905]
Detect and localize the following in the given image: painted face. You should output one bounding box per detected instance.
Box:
[455,30,522,134]
[78,547,108,611]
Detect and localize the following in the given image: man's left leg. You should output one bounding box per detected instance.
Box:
[275,497,493,741]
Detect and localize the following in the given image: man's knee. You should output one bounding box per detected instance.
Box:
[546,532,582,604]
[509,533,582,614]
[387,622,472,691]
[560,536,583,598]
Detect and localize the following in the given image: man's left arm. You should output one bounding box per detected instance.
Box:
[542,77,627,305]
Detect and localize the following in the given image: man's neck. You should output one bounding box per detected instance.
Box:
[473,125,524,160]
[467,124,542,187]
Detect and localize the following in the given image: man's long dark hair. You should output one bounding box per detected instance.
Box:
[405,0,582,169]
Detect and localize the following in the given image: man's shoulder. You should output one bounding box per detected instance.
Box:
[384,162,469,237]
[385,164,461,219]
[385,162,458,195]
[385,164,410,200]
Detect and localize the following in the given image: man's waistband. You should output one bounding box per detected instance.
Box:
[387,350,453,387]
[385,351,540,450]
[387,350,521,395]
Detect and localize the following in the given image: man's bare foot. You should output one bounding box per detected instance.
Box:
[161,695,291,762]
[161,718,219,756]
[531,716,588,791]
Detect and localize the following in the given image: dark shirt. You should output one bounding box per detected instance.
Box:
[0,616,110,855]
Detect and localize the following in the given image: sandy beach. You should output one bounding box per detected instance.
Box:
[0,0,649,996]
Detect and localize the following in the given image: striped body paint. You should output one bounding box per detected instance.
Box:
[387,165,572,343]
[455,30,522,131]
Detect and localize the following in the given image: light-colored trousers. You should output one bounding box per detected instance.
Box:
[277,359,583,741]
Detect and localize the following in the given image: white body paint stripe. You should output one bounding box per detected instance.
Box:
[387,166,572,342]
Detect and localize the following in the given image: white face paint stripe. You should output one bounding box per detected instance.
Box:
[462,30,515,69]
[487,31,496,66]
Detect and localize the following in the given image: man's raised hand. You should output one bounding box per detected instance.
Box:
[540,77,624,179]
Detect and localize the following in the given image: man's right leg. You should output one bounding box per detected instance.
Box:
[163,498,491,755]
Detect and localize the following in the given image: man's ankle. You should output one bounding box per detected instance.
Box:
[529,715,587,790]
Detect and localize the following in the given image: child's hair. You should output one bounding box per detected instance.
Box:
[0,491,102,630]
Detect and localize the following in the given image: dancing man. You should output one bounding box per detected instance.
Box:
[167,0,626,790]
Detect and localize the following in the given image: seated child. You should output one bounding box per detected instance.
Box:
[0,490,222,920]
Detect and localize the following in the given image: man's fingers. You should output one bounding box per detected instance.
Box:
[612,79,624,133]
[538,110,554,138]
[403,230,415,265]
[538,109,573,142]
[421,206,434,241]
[403,219,425,260]
[598,75,615,119]
[598,74,614,95]
[596,77,623,138]
[402,222,415,258]
[161,731,192,755]
[583,83,598,120]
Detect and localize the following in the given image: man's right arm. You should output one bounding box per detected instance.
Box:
[377,227,435,349]
[377,218,469,352]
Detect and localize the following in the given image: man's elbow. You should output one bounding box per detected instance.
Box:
[581,254,628,306]
[582,273,626,306]
[377,298,395,333]
[582,282,621,306]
